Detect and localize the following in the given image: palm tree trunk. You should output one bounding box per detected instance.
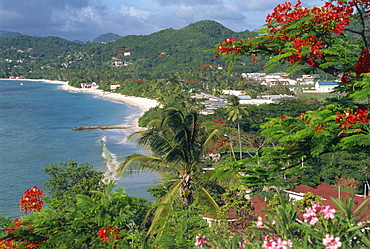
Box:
[180,175,193,210]
[237,122,242,159]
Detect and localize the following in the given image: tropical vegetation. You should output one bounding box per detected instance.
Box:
[2,0,370,248]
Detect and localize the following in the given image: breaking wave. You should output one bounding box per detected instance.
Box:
[101,142,121,182]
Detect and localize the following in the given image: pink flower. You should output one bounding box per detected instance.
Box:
[321,205,336,220]
[303,207,319,225]
[195,234,209,248]
[311,202,322,212]
[262,235,293,249]
[239,241,246,248]
[322,234,342,249]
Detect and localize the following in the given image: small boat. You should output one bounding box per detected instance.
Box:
[20,83,23,85]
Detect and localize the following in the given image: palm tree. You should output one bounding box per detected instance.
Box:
[117,107,219,236]
[226,95,248,160]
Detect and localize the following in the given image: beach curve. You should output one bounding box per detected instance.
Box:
[13,79,159,128]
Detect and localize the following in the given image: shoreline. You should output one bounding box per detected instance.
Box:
[2,79,159,128]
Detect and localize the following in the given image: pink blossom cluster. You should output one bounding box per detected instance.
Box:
[303,202,336,225]
[195,234,209,248]
[322,234,342,249]
[262,235,293,249]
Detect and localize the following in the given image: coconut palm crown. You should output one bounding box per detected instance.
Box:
[117,107,219,236]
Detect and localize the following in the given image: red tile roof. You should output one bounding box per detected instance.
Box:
[289,183,370,221]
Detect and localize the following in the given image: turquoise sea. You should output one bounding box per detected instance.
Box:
[0,80,162,218]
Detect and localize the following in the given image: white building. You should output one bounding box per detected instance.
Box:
[80,82,99,90]
[315,81,338,93]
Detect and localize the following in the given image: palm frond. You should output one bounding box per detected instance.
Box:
[117,154,170,178]
[145,180,182,237]
[196,187,220,217]
[202,129,219,152]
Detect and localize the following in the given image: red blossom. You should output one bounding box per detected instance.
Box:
[335,107,370,130]
[216,0,355,68]
[213,118,227,125]
[98,227,120,244]
[355,48,370,76]
[314,125,325,132]
[20,186,44,213]
[6,219,21,234]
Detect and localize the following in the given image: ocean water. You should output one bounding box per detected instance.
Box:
[0,80,162,218]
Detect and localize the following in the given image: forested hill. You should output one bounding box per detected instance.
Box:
[0,20,257,79]
[87,20,255,70]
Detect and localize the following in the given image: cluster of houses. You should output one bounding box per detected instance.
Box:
[243,72,339,93]
[191,91,295,115]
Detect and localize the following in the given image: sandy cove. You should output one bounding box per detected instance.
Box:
[4,79,159,128]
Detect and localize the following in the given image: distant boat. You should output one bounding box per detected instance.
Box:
[20,83,23,86]
[101,134,107,143]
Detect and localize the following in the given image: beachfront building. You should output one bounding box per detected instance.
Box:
[80,82,98,90]
[110,83,123,91]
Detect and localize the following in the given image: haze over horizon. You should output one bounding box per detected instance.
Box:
[1,0,323,41]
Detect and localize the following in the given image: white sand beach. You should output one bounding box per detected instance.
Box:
[3,78,159,128]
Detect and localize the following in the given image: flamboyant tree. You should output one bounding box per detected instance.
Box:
[210,0,370,189]
[212,0,370,87]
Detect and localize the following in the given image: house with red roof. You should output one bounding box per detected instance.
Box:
[285,183,370,222]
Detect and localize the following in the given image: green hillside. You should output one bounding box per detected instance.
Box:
[0,20,258,79]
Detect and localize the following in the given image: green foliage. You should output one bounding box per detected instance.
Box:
[42,160,106,210]
[68,76,86,87]
[148,206,209,248]
[0,216,13,237]
[295,192,324,210]
[3,179,150,248]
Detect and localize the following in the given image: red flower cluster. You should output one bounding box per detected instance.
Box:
[97,227,120,243]
[6,219,21,234]
[213,118,227,125]
[314,125,325,132]
[355,48,370,76]
[216,37,248,58]
[0,238,41,248]
[335,107,369,130]
[266,1,353,35]
[20,186,44,213]
[264,0,353,65]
